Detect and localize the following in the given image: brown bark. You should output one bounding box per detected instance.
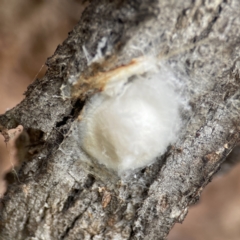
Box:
[0,0,240,239]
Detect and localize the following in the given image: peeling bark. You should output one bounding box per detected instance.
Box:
[0,0,240,239]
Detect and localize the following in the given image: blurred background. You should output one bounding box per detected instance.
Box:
[0,1,240,239]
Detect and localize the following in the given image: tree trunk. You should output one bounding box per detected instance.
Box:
[1,0,240,239]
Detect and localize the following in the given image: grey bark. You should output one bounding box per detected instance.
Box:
[0,0,240,239]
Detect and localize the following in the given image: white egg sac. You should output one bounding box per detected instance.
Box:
[79,58,182,174]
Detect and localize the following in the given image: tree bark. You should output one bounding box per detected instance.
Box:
[1,0,240,239]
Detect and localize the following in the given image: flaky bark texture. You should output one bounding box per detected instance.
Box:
[1,0,240,239]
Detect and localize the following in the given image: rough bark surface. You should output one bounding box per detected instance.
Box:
[0,0,240,239]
